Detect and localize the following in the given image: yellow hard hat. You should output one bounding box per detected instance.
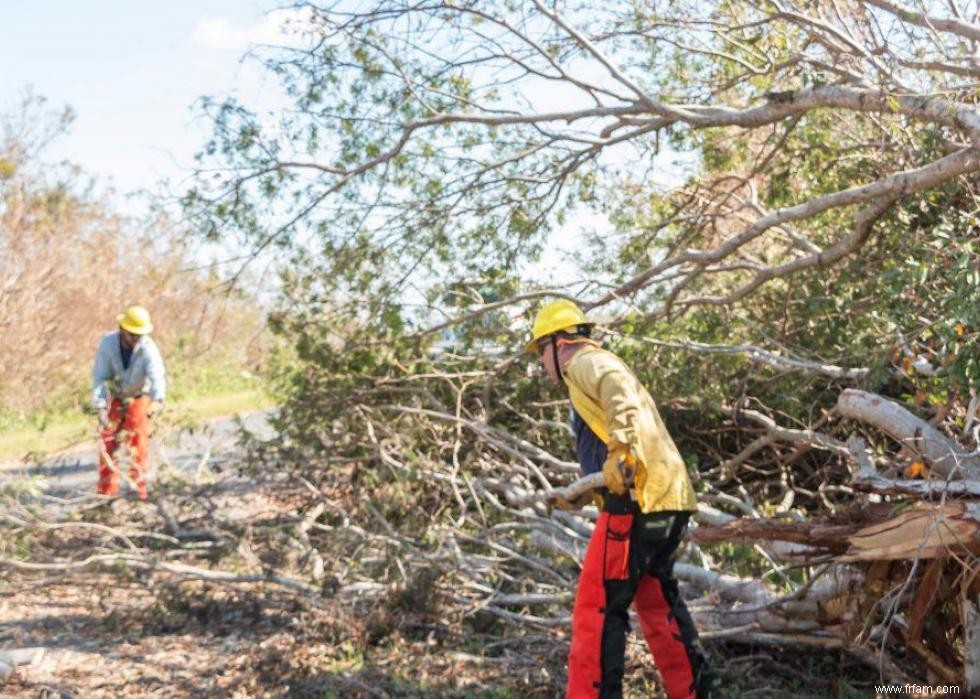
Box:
[117,305,154,335]
[526,299,592,353]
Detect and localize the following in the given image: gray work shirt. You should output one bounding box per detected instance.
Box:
[91,332,166,409]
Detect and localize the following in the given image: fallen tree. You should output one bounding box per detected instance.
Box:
[510,396,980,689]
[9,0,980,694]
[3,385,978,692]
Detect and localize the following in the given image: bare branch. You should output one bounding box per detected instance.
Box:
[863,0,980,42]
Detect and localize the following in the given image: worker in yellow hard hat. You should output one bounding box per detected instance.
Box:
[527,300,714,698]
[91,305,167,500]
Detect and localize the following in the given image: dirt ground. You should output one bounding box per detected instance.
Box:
[0,576,523,697]
[0,564,881,698]
[0,428,885,698]
[0,464,574,698]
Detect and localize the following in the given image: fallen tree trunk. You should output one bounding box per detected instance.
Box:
[690,501,980,561]
[837,389,980,480]
[688,517,852,554]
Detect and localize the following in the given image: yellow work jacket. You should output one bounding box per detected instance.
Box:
[563,345,697,513]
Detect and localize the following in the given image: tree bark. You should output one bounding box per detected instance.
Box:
[837,389,980,480]
[965,596,980,694]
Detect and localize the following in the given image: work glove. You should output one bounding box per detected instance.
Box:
[148,401,164,420]
[602,447,636,496]
[97,408,110,429]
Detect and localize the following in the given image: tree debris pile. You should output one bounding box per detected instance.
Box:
[4,380,978,695]
[0,444,895,697]
[694,499,979,686]
[5,0,980,694]
[255,376,979,692]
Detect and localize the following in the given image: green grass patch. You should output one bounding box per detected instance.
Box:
[0,387,274,462]
[0,353,276,462]
[0,414,93,461]
[169,387,271,422]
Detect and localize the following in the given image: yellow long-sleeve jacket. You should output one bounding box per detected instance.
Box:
[563,345,697,513]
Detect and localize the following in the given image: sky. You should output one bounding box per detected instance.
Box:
[0,1,692,295]
[0,0,294,207]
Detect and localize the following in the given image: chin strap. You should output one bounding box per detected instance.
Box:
[551,338,563,382]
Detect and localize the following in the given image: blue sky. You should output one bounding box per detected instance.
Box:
[0,1,290,205]
[0,0,597,291]
[0,1,687,292]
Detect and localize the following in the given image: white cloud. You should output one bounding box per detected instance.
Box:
[192,8,314,53]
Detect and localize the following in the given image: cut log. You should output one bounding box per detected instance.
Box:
[839,502,980,561]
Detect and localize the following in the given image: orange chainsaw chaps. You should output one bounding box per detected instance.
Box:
[98,396,151,499]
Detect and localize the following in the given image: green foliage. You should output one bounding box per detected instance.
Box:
[173,7,980,693]
[194,0,978,558]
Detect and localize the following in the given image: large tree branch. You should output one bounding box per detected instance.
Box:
[603,331,870,380]
[591,146,980,310]
[863,0,980,43]
[671,194,898,310]
[838,389,980,480]
[849,436,980,498]
[279,88,980,181]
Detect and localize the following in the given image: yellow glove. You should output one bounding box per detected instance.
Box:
[602,447,636,496]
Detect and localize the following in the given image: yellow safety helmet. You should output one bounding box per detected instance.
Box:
[526,299,593,353]
[117,305,154,335]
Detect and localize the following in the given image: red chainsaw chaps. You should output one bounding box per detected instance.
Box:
[98,396,151,499]
[634,575,696,698]
[566,513,632,698]
[602,514,631,580]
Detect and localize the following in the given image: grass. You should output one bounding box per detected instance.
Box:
[0,387,273,462]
